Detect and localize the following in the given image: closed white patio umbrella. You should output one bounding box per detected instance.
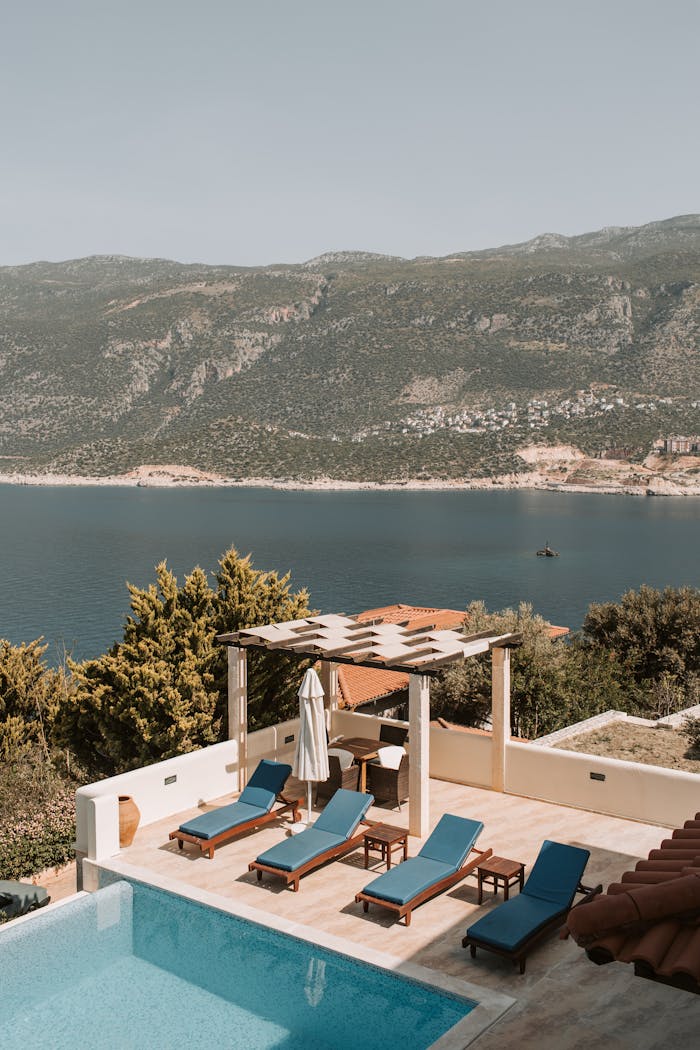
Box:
[293,667,330,828]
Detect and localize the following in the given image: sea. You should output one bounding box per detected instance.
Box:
[0,484,698,663]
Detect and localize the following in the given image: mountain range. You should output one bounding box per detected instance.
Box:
[1,214,698,483]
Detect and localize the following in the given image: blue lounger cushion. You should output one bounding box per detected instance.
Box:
[361,813,483,905]
[523,840,590,908]
[239,758,293,809]
[178,759,292,840]
[465,893,565,951]
[255,789,373,873]
[255,828,346,872]
[179,800,269,840]
[362,857,455,906]
[313,788,373,838]
[465,839,590,952]
[418,815,484,868]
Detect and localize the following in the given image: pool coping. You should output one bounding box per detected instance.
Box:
[84,856,514,1049]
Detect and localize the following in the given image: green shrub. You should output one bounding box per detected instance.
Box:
[682,715,700,754]
[0,788,75,880]
[0,751,78,881]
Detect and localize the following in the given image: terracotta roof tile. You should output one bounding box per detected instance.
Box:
[355,603,465,630]
[337,664,408,709]
[336,602,567,708]
[566,810,700,992]
[356,602,568,638]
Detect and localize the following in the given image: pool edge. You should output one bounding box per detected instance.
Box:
[87,856,515,1048]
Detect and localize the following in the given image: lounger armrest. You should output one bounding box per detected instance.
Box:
[577,882,603,899]
[560,883,604,939]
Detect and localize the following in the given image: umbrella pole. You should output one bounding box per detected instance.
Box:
[307,781,313,825]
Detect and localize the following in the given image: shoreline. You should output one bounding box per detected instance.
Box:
[1,464,699,497]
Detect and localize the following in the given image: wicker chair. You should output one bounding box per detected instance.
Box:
[379,724,408,747]
[367,753,409,810]
[314,755,360,804]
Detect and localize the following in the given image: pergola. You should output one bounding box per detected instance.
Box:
[218,613,522,838]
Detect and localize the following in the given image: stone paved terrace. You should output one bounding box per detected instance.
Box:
[111,779,700,1048]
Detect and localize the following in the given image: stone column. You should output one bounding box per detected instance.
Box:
[491,646,511,792]
[408,673,430,838]
[319,660,339,735]
[228,646,248,790]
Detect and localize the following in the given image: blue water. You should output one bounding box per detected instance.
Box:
[0,484,698,661]
[0,881,473,1049]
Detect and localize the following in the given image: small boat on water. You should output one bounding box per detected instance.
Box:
[536,542,559,557]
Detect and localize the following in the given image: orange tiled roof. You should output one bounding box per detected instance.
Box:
[335,603,568,708]
[338,664,408,708]
[547,625,570,639]
[338,605,463,708]
[356,603,465,631]
[357,602,568,639]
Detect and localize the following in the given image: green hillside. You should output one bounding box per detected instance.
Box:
[1,216,699,481]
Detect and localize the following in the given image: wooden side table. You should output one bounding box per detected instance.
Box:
[477,856,525,904]
[363,823,409,870]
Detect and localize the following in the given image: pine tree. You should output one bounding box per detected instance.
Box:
[56,548,312,774]
[212,548,312,731]
[0,638,66,762]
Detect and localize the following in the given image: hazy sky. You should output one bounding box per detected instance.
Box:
[2,1,698,266]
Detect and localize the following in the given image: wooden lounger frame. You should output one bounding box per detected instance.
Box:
[462,881,602,973]
[248,822,371,892]
[169,795,302,860]
[354,846,493,927]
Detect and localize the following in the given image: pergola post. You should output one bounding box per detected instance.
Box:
[408,673,430,839]
[491,646,511,792]
[228,646,248,791]
[319,660,339,732]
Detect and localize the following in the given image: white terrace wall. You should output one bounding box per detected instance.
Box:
[332,708,492,787]
[76,718,302,862]
[334,711,700,826]
[506,740,700,829]
[77,709,700,867]
[330,708,407,741]
[429,725,492,788]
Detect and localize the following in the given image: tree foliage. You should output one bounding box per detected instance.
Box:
[0,638,68,761]
[55,548,312,775]
[431,601,632,739]
[583,585,700,715]
[583,585,700,681]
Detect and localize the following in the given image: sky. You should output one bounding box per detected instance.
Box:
[1,1,698,266]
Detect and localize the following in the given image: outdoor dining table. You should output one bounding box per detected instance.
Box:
[338,736,390,793]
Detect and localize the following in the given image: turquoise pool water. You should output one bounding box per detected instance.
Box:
[0,881,475,1049]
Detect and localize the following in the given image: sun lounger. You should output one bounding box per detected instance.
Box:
[169,759,300,859]
[249,788,373,892]
[0,880,50,920]
[462,839,591,973]
[354,814,490,926]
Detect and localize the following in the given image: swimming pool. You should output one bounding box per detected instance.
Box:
[1,881,476,1049]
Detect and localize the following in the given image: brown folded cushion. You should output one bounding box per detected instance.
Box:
[626,874,700,924]
[566,893,640,943]
[567,874,700,945]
